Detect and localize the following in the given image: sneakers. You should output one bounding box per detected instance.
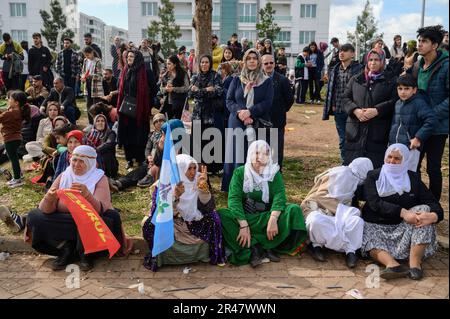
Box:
[137,174,154,188]
[0,168,12,181]
[7,178,24,188]
[0,205,25,233]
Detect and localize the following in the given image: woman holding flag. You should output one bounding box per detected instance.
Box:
[25,145,129,271]
[142,141,226,271]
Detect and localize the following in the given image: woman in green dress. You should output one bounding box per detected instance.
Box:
[218,140,308,267]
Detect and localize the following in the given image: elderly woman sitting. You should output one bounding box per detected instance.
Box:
[301,157,373,268]
[26,145,128,271]
[218,140,308,267]
[142,154,226,271]
[361,144,443,280]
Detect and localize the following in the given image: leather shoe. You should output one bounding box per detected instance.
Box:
[308,243,326,262]
[52,242,75,271]
[265,250,281,262]
[408,267,424,280]
[380,264,409,280]
[345,252,358,269]
[79,253,94,271]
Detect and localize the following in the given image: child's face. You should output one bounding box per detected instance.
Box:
[55,135,68,146]
[67,137,81,153]
[8,97,19,108]
[154,119,164,131]
[397,85,417,101]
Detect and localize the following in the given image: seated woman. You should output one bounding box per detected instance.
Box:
[218,140,308,267]
[301,157,373,268]
[84,114,119,178]
[361,144,444,280]
[142,154,226,271]
[25,145,129,271]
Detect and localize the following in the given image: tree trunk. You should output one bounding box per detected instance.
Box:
[193,0,213,57]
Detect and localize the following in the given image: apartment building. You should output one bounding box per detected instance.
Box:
[128,0,330,65]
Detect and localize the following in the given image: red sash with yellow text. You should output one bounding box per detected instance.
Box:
[57,189,120,258]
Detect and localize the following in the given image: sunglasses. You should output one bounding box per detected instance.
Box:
[263,62,274,65]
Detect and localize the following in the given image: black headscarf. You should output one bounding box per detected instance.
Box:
[126,50,145,81]
[197,54,213,88]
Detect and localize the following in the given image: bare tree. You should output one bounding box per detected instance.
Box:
[193,0,213,57]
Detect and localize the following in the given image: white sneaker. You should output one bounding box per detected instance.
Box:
[7,178,24,188]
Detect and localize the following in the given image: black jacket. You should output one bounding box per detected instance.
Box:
[323,61,364,120]
[89,43,102,60]
[269,72,294,128]
[42,86,77,109]
[342,71,398,168]
[28,46,52,76]
[362,169,444,225]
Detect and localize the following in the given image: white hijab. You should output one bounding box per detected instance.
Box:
[243,140,280,203]
[175,154,203,222]
[376,144,411,197]
[59,145,104,194]
[327,157,374,202]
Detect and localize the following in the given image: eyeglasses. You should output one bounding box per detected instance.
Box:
[263,62,274,65]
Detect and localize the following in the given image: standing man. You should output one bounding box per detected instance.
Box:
[241,37,250,59]
[0,33,24,91]
[275,47,288,76]
[262,54,294,169]
[140,38,154,72]
[323,44,364,163]
[28,33,53,91]
[84,33,102,59]
[228,33,243,60]
[415,25,449,201]
[327,37,341,74]
[110,36,121,80]
[56,38,81,90]
[212,34,223,71]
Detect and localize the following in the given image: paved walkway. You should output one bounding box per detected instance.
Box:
[0,249,448,299]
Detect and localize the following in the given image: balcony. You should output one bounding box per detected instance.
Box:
[274,16,292,22]
[212,15,220,22]
[239,16,257,23]
[274,41,291,48]
[176,40,193,47]
[174,14,193,21]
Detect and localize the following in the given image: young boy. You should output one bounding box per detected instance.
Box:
[388,74,437,171]
[295,47,311,104]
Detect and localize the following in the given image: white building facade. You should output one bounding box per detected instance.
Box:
[128,0,330,66]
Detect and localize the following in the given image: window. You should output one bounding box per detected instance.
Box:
[300,4,317,18]
[11,30,27,42]
[89,19,94,25]
[90,28,95,34]
[212,2,220,22]
[277,31,291,43]
[239,4,257,23]
[299,31,315,44]
[142,2,158,16]
[10,3,26,17]
[238,30,257,43]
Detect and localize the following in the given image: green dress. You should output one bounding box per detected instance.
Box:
[218,166,308,265]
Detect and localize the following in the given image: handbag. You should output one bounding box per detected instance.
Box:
[252,118,273,129]
[119,96,137,119]
[243,197,271,214]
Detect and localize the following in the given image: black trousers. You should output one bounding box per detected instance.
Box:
[117,163,148,190]
[308,67,321,100]
[295,79,309,103]
[417,134,448,201]
[2,71,20,91]
[27,208,124,257]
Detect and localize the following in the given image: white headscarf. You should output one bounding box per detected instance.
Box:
[175,154,203,222]
[59,145,104,194]
[376,144,411,197]
[327,157,374,202]
[243,140,280,203]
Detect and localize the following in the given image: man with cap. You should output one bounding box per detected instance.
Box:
[26,75,49,107]
[323,43,364,164]
[212,34,223,71]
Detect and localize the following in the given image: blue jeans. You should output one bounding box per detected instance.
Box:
[334,111,347,163]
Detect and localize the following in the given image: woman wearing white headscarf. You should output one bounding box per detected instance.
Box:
[142,154,226,272]
[219,140,308,267]
[25,145,129,272]
[222,49,274,192]
[301,157,373,268]
[361,144,443,280]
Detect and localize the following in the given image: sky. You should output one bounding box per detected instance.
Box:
[79,0,449,43]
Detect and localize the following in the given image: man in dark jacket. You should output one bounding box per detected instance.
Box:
[415,25,449,201]
[262,54,294,169]
[28,33,53,91]
[42,77,78,124]
[56,38,81,90]
[323,44,364,163]
[0,33,24,91]
[84,33,102,59]
[228,33,243,60]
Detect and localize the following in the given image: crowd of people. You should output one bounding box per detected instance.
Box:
[0,25,448,282]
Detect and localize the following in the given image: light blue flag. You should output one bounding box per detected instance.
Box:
[151,124,180,257]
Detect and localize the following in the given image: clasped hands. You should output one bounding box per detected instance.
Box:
[353,108,379,122]
[237,109,253,125]
[401,208,438,228]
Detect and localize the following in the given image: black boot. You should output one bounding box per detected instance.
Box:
[52,242,75,271]
[266,249,281,262]
[250,244,265,268]
[345,252,358,269]
[79,253,94,271]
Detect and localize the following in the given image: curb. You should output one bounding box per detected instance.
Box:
[1,235,449,254]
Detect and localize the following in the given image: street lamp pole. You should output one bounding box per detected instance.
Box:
[421,0,426,28]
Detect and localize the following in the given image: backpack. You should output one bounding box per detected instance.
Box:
[9,52,24,77]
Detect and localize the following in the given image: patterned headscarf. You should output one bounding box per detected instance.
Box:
[364,49,386,83]
[240,49,268,108]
